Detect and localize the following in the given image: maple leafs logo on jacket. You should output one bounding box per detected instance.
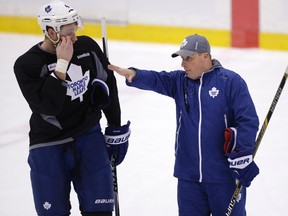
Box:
[66,64,90,102]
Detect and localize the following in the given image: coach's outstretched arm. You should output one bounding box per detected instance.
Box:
[108,64,136,83]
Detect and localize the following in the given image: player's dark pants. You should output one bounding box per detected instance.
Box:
[28,124,114,216]
[177,179,247,216]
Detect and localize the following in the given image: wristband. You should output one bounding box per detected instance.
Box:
[55,59,69,74]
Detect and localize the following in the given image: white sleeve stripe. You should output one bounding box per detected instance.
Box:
[230,127,237,152]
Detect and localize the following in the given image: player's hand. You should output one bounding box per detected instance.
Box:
[56,36,73,62]
[105,121,131,166]
[108,64,136,83]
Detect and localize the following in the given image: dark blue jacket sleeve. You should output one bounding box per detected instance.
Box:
[125,68,181,98]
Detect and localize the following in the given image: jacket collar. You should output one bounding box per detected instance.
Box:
[205,59,222,73]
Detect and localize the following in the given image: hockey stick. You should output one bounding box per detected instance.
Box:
[111,154,120,216]
[101,17,109,60]
[101,17,120,216]
[225,66,288,216]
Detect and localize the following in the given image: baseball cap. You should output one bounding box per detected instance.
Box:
[171,34,210,58]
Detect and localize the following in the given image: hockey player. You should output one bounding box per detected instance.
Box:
[13,1,130,216]
[108,34,260,215]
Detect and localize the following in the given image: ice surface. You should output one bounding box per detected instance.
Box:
[0,33,287,215]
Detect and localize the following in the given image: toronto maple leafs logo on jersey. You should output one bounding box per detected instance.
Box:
[43,201,51,210]
[209,87,219,98]
[66,64,90,102]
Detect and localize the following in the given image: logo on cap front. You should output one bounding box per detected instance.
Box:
[180,38,188,48]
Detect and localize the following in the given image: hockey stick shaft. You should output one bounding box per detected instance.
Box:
[111,155,120,216]
[101,17,120,216]
[101,17,109,59]
[253,67,288,157]
[225,66,288,216]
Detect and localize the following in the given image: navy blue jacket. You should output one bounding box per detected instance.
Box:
[127,60,259,183]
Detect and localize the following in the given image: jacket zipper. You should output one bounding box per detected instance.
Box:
[175,111,182,156]
[198,76,203,182]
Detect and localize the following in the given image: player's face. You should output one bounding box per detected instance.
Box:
[60,23,78,43]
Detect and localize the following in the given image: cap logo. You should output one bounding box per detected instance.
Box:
[45,5,52,13]
[180,38,188,48]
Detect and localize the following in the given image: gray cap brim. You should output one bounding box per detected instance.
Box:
[171,50,196,58]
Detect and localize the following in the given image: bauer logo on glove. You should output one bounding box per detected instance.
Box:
[224,127,259,187]
[228,154,253,170]
[105,121,131,166]
[105,130,130,145]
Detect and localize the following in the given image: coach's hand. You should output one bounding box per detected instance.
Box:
[224,127,260,187]
[108,64,136,83]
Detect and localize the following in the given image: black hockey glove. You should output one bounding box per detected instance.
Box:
[105,121,131,166]
[224,127,259,187]
[90,79,110,110]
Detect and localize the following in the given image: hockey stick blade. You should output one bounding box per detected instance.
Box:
[225,66,288,216]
